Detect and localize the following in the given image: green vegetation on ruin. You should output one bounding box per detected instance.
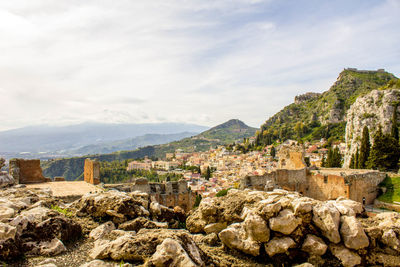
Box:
[378,176,400,204]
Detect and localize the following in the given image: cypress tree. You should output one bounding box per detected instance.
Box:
[367,126,400,171]
[354,147,359,169]
[349,153,355,169]
[270,146,276,158]
[358,126,370,169]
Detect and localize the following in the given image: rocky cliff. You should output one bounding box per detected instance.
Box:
[343,89,400,167]
[255,69,397,146]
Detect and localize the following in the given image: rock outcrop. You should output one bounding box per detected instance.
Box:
[186,189,400,266]
[344,88,400,167]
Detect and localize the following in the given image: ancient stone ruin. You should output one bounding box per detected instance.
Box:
[106,178,197,212]
[84,158,100,185]
[8,159,50,184]
[243,168,386,205]
[277,144,307,170]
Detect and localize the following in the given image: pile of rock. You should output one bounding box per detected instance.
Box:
[0,187,82,260]
[186,189,400,267]
[72,190,186,228]
[0,158,14,188]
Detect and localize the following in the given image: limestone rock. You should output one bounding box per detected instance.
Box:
[264,237,296,257]
[147,238,204,267]
[244,211,270,242]
[90,228,207,263]
[0,223,16,241]
[312,203,341,243]
[269,209,301,235]
[119,217,167,232]
[336,197,364,215]
[257,199,282,220]
[89,221,115,240]
[37,258,58,267]
[0,206,15,221]
[301,234,327,256]
[204,222,227,234]
[382,229,400,252]
[0,172,15,188]
[291,197,314,214]
[329,244,361,267]
[39,238,67,256]
[344,89,400,167]
[340,215,369,250]
[219,223,260,256]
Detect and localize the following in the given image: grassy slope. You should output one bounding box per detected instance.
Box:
[378,176,400,203]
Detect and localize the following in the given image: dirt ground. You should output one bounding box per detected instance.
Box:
[26,181,102,197]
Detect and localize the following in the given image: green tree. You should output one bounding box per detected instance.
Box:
[204,166,211,180]
[270,146,276,158]
[349,153,355,169]
[325,146,341,167]
[354,147,359,169]
[367,126,400,171]
[358,126,370,169]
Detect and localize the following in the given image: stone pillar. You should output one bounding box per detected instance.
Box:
[84,159,100,185]
[9,159,20,184]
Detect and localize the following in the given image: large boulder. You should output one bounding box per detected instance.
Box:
[75,191,149,223]
[244,211,270,242]
[382,229,400,252]
[89,222,116,240]
[340,216,369,250]
[312,203,341,243]
[264,237,296,257]
[269,209,302,235]
[329,244,361,267]
[219,223,260,256]
[146,238,204,267]
[301,234,327,256]
[90,229,208,263]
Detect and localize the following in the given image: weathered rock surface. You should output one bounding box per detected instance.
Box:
[90,228,208,264]
[344,89,400,167]
[146,237,204,267]
[269,209,301,235]
[340,215,369,249]
[329,244,361,267]
[219,223,260,256]
[312,203,341,243]
[264,237,296,257]
[301,234,327,256]
[89,221,115,240]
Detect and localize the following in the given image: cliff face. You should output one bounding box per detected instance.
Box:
[343,89,400,167]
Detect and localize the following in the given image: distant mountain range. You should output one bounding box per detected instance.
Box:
[0,122,208,159]
[41,119,256,180]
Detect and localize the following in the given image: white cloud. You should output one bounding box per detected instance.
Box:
[0,0,399,131]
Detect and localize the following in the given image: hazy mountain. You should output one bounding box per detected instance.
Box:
[41,119,255,180]
[0,122,208,154]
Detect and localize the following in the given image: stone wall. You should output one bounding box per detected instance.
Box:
[105,179,196,212]
[277,145,306,169]
[9,159,48,184]
[84,159,100,185]
[242,168,386,205]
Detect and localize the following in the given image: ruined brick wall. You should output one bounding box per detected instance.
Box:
[346,172,386,205]
[128,179,195,212]
[242,169,385,204]
[9,159,47,184]
[277,145,306,169]
[306,174,349,201]
[84,159,100,185]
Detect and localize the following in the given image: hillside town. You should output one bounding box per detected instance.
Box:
[123,139,346,198]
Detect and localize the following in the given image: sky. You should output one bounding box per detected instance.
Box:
[0,0,399,131]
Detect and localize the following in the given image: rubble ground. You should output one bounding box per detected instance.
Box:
[0,185,400,267]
